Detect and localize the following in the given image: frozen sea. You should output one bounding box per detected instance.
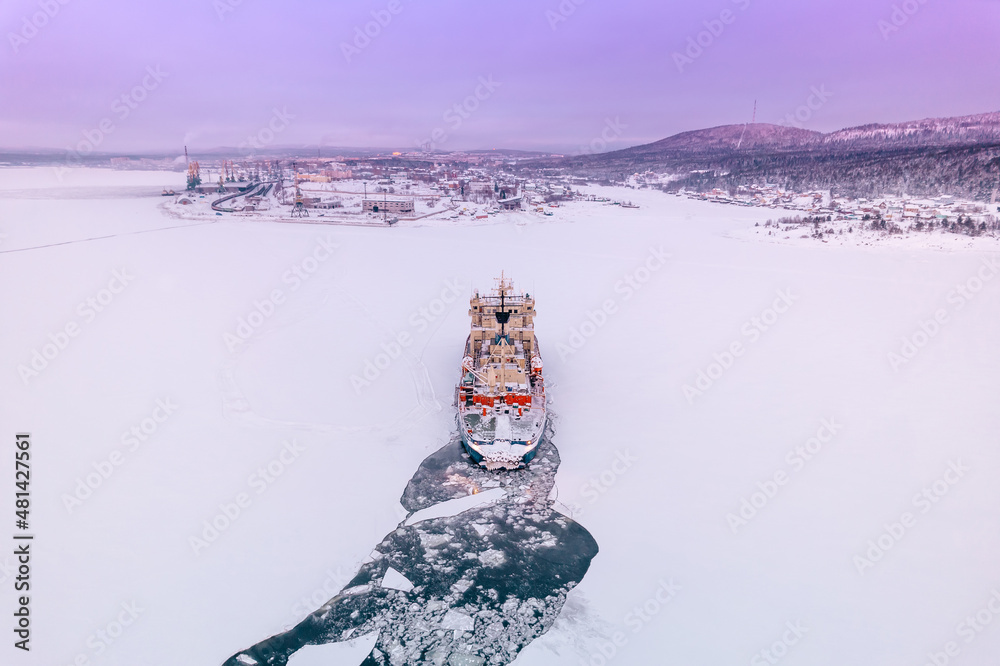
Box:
[1,167,999,666]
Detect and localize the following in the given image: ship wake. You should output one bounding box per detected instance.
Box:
[222,423,598,666]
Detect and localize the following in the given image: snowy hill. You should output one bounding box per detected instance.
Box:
[824,111,1000,147]
[552,110,1000,199]
[590,110,1000,159]
[628,123,821,154]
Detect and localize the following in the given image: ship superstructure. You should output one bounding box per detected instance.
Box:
[456,275,546,470]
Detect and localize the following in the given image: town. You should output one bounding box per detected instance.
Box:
[108,149,1000,245]
[149,150,598,225]
[677,181,1000,240]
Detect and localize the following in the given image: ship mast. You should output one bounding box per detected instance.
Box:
[493,272,512,393]
[495,272,510,338]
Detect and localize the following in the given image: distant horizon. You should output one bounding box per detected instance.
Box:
[3,105,1000,159]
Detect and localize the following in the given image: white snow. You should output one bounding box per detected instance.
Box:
[286,633,379,665]
[441,609,476,632]
[405,488,507,526]
[732,219,1000,252]
[2,168,999,666]
[380,566,414,592]
[478,549,506,568]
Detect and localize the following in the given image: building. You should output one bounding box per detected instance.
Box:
[499,196,523,211]
[363,198,414,214]
[194,182,244,194]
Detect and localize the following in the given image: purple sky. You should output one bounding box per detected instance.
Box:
[2,0,999,154]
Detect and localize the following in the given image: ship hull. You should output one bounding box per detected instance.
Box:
[457,411,545,470]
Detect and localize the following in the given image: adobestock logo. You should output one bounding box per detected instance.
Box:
[751,621,809,666]
[778,85,833,129]
[56,66,168,181]
[416,77,502,152]
[888,255,998,372]
[683,289,797,404]
[190,439,308,556]
[878,0,931,40]
[238,107,294,159]
[672,0,753,73]
[350,278,465,393]
[556,246,669,362]
[545,0,587,31]
[7,0,74,54]
[62,398,179,514]
[578,117,627,156]
[340,0,406,63]
[18,268,135,385]
[726,418,843,534]
[852,459,970,575]
[580,578,681,666]
[223,236,338,352]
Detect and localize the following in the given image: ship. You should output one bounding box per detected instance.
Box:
[456,274,546,470]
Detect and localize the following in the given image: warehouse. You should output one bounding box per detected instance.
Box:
[362,198,414,214]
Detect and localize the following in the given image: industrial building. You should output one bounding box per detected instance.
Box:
[362,198,414,214]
